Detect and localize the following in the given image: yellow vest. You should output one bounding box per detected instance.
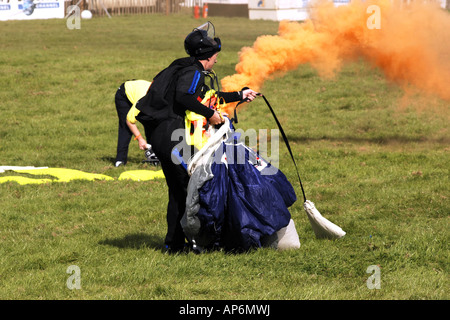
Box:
[125,80,152,124]
[185,88,226,150]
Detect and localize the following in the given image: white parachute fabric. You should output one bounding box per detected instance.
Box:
[303,200,346,239]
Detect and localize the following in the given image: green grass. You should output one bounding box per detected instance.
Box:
[0,14,449,301]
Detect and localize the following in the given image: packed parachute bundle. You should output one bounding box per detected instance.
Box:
[181,117,301,252]
[181,93,346,252]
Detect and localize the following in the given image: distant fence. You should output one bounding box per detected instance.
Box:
[65,0,202,16]
[65,0,449,18]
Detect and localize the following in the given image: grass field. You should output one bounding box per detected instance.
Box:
[0,13,448,301]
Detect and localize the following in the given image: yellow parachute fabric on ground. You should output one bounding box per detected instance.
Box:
[15,168,114,182]
[0,176,53,185]
[0,167,165,185]
[118,170,165,181]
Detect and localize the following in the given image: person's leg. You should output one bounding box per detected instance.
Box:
[148,118,190,251]
[114,84,133,165]
[160,160,190,249]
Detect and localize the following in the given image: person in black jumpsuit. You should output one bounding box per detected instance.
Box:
[114,83,134,167]
[114,80,152,167]
[136,22,259,252]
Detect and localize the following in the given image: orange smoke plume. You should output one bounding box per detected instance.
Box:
[221,0,450,113]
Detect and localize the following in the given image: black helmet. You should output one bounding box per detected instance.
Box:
[185,21,221,60]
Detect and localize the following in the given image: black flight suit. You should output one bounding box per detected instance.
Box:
[136,57,242,251]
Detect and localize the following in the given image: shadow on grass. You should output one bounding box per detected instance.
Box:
[287,134,450,145]
[99,233,165,251]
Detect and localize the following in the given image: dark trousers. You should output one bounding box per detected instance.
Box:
[146,117,191,248]
[114,84,133,163]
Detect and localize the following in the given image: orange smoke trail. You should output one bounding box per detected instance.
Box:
[221,0,450,113]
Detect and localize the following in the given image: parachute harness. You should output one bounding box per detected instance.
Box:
[185,70,227,150]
